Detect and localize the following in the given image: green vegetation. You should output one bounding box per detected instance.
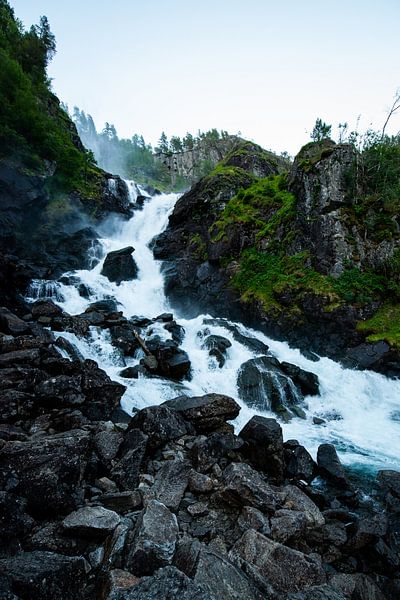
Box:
[357,304,400,349]
[0,1,99,194]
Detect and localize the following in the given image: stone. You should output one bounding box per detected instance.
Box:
[202,335,232,367]
[129,405,188,451]
[0,492,35,551]
[281,485,325,527]
[0,551,88,600]
[87,299,119,313]
[101,247,138,284]
[109,325,141,356]
[220,462,281,512]
[63,506,120,538]
[187,502,209,517]
[109,566,213,600]
[0,389,35,423]
[270,509,308,543]
[285,445,316,482]
[151,459,191,510]
[190,433,243,472]
[126,500,179,575]
[0,429,90,516]
[31,300,63,319]
[34,375,86,409]
[112,429,148,491]
[239,415,284,480]
[100,490,142,513]
[0,306,30,336]
[238,506,271,536]
[94,430,124,465]
[317,444,349,488]
[280,361,320,396]
[163,393,240,432]
[106,569,141,599]
[230,529,326,595]
[377,469,400,498]
[284,585,347,599]
[188,471,214,494]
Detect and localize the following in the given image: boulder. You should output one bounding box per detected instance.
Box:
[126,500,179,575]
[34,375,86,409]
[148,339,191,380]
[237,356,304,420]
[220,462,281,512]
[63,506,120,538]
[164,321,185,344]
[190,433,243,472]
[100,491,142,513]
[0,551,87,600]
[230,529,326,595]
[87,299,119,313]
[109,566,214,600]
[280,361,320,396]
[202,335,232,368]
[281,485,325,528]
[317,444,349,488]
[0,389,36,423]
[285,444,316,482]
[0,430,90,516]
[111,429,148,490]
[284,585,347,599]
[109,325,141,356]
[239,416,284,480]
[377,470,400,498]
[150,459,191,510]
[128,405,188,451]
[31,300,63,319]
[163,393,240,432]
[101,247,138,284]
[0,306,30,336]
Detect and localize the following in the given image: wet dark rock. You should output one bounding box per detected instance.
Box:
[188,471,214,494]
[151,459,191,510]
[0,389,36,422]
[119,365,146,379]
[239,415,284,480]
[126,500,178,575]
[148,340,191,380]
[94,430,124,466]
[112,429,148,490]
[0,306,30,336]
[281,485,325,527]
[31,299,63,319]
[377,469,400,499]
[87,299,119,313]
[220,462,280,512]
[237,356,304,420]
[164,320,185,344]
[270,509,308,543]
[109,325,140,356]
[317,444,350,488]
[284,585,347,599]
[202,335,232,368]
[101,247,138,284]
[346,513,388,551]
[34,375,86,408]
[63,505,120,538]
[80,360,126,421]
[129,405,188,451]
[0,492,35,551]
[163,393,240,432]
[155,312,174,322]
[103,568,140,599]
[51,315,90,337]
[280,361,320,396]
[0,347,41,367]
[0,429,90,516]
[230,529,326,595]
[285,444,316,482]
[55,336,84,361]
[203,319,270,355]
[238,506,271,536]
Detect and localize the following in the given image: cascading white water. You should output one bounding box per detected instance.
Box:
[34,183,400,472]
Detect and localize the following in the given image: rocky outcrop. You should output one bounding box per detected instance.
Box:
[101,247,138,284]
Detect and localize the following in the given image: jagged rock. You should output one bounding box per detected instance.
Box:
[109,566,214,600]
[0,492,35,551]
[0,551,88,600]
[94,430,124,466]
[100,491,142,513]
[284,585,347,599]
[190,433,243,472]
[63,506,120,538]
[281,485,325,527]
[0,347,41,367]
[377,469,400,498]
[285,444,316,482]
[109,325,140,356]
[147,339,191,380]
[164,320,185,344]
[34,375,86,408]
[105,569,140,599]
[55,336,84,361]
[0,430,90,516]
[80,360,126,421]
[329,573,387,600]
[87,299,119,313]
[128,405,188,451]
[111,429,148,490]
[238,506,271,536]
[317,444,350,488]
[230,529,326,595]
[163,393,240,432]
[126,500,179,575]
[150,459,191,510]
[0,389,36,422]
[101,247,138,284]
[346,513,387,551]
[239,415,284,480]
[188,471,214,494]
[0,306,30,336]
[220,462,280,512]
[270,509,308,543]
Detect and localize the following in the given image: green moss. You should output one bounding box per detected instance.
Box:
[332,268,386,304]
[189,233,208,261]
[357,304,400,348]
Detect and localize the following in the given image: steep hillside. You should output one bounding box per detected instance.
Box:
[0,1,132,290]
[154,137,400,375]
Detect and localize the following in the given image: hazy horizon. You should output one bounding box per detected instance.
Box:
[10,0,400,155]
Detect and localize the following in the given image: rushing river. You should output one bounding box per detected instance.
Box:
[27,184,400,473]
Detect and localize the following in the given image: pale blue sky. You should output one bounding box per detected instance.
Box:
[10,0,400,154]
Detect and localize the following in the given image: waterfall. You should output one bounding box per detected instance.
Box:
[30,181,400,473]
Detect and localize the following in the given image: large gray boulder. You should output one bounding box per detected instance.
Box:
[220,462,281,512]
[62,506,120,538]
[163,393,240,432]
[101,247,138,284]
[239,415,284,480]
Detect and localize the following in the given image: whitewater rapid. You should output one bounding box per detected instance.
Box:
[27,185,400,473]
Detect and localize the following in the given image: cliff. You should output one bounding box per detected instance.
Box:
[154,138,400,375]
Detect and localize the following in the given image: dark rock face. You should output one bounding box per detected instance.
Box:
[317,443,350,488]
[163,393,240,432]
[101,247,138,284]
[239,415,284,480]
[237,356,306,421]
[220,462,280,512]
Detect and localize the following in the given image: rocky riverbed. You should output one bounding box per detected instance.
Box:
[1,300,399,600]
